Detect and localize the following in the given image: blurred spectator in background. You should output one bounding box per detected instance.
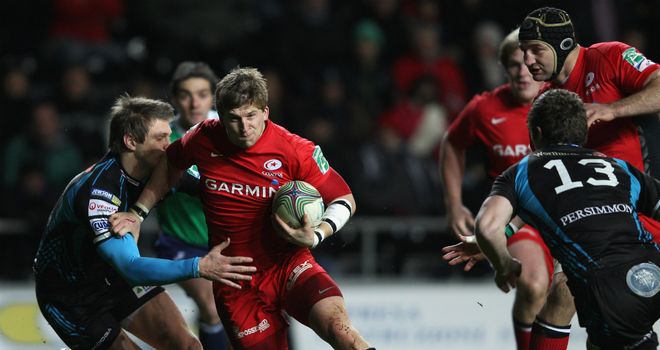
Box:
[0,163,58,279]
[392,22,467,118]
[3,101,83,192]
[462,21,506,95]
[46,0,127,72]
[353,75,445,216]
[55,64,109,164]
[273,0,352,98]
[360,0,407,65]
[0,66,32,143]
[346,19,395,143]
[303,68,353,173]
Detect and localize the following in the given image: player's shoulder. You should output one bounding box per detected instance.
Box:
[267,121,314,149]
[193,118,221,133]
[586,41,630,57]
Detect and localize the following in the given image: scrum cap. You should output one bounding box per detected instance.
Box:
[519,7,576,79]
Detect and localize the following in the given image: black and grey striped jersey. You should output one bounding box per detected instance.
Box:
[492,145,660,283]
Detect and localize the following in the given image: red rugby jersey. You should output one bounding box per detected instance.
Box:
[447,84,532,179]
[548,42,660,171]
[167,119,333,268]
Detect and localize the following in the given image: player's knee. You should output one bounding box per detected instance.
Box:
[545,275,574,311]
[517,273,548,304]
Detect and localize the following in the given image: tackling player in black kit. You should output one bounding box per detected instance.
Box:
[33,96,254,349]
[475,89,660,350]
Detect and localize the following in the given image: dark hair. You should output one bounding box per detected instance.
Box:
[169,61,218,96]
[215,67,268,115]
[528,89,587,147]
[108,95,174,153]
[498,28,520,67]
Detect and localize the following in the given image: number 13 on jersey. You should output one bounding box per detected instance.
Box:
[544,159,619,194]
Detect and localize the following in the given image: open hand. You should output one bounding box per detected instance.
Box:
[441,238,486,271]
[199,239,257,289]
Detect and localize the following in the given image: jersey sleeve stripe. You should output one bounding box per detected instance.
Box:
[93,232,112,244]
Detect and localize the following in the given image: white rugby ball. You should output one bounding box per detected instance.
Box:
[272,181,325,229]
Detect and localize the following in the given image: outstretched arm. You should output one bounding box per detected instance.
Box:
[98,235,256,288]
[586,70,660,125]
[475,195,521,293]
[440,133,475,239]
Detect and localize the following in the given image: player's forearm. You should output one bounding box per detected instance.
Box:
[139,156,183,210]
[475,220,511,272]
[98,234,199,286]
[475,196,513,271]
[314,193,354,247]
[440,136,466,208]
[611,71,660,118]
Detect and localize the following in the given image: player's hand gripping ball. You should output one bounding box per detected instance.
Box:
[272,181,324,229]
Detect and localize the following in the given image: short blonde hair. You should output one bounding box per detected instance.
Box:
[215,67,268,115]
[498,28,520,67]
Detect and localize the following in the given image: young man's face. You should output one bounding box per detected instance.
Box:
[505,49,543,103]
[222,104,269,148]
[134,119,171,169]
[173,77,214,128]
[519,41,556,82]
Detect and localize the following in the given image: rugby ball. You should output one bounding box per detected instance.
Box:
[272,181,325,229]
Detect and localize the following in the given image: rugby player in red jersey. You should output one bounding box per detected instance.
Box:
[110,67,373,350]
[440,29,562,350]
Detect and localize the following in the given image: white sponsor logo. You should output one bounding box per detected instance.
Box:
[91,188,121,206]
[91,188,113,200]
[559,203,633,226]
[261,171,284,178]
[92,328,113,349]
[491,117,507,125]
[90,218,110,234]
[237,319,271,339]
[264,159,282,171]
[211,152,223,157]
[585,72,595,87]
[205,179,277,198]
[88,199,118,216]
[493,144,530,157]
[286,260,313,290]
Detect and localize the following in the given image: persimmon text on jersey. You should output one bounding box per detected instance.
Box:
[560,203,633,226]
[205,179,278,198]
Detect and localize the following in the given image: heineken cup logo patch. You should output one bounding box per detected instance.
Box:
[622,47,655,72]
[313,146,329,174]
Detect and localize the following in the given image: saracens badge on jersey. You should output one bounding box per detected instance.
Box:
[264,159,282,170]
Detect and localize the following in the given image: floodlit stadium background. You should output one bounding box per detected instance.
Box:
[1,1,659,349]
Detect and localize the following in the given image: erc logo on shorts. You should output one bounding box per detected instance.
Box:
[236,319,271,339]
